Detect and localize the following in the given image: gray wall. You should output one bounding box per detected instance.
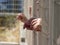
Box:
[54,0,60,45]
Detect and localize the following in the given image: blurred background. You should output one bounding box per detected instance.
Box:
[0,0,60,45]
[0,0,23,45]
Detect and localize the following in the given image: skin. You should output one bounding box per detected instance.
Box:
[17,13,28,23]
[17,13,42,31]
[31,18,42,31]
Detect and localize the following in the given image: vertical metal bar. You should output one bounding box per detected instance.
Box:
[49,0,54,45]
[33,31,37,45]
[33,0,41,45]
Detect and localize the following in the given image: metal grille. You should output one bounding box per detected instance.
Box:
[0,0,23,13]
[0,0,23,28]
[0,0,23,43]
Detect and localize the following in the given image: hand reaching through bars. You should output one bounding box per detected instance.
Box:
[17,13,42,31]
[23,18,42,31]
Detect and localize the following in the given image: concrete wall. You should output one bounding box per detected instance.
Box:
[24,0,49,44]
[24,0,60,45]
[54,0,60,45]
[33,0,49,45]
[24,0,34,45]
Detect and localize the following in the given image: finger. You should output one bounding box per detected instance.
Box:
[31,19,37,24]
[17,13,26,19]
[33,23,39,29]
[17,13,23,20]
[17,16,23,20]
[17,13,28,23]
[31,21,37,26]
[32,18,42,29]
[33,25,37,29]
[38,18,42,24]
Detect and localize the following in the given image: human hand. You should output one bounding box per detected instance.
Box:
[16,13,27,23]
[31,18,42,31]
[23,18,42,31]
[23,18,35,30]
